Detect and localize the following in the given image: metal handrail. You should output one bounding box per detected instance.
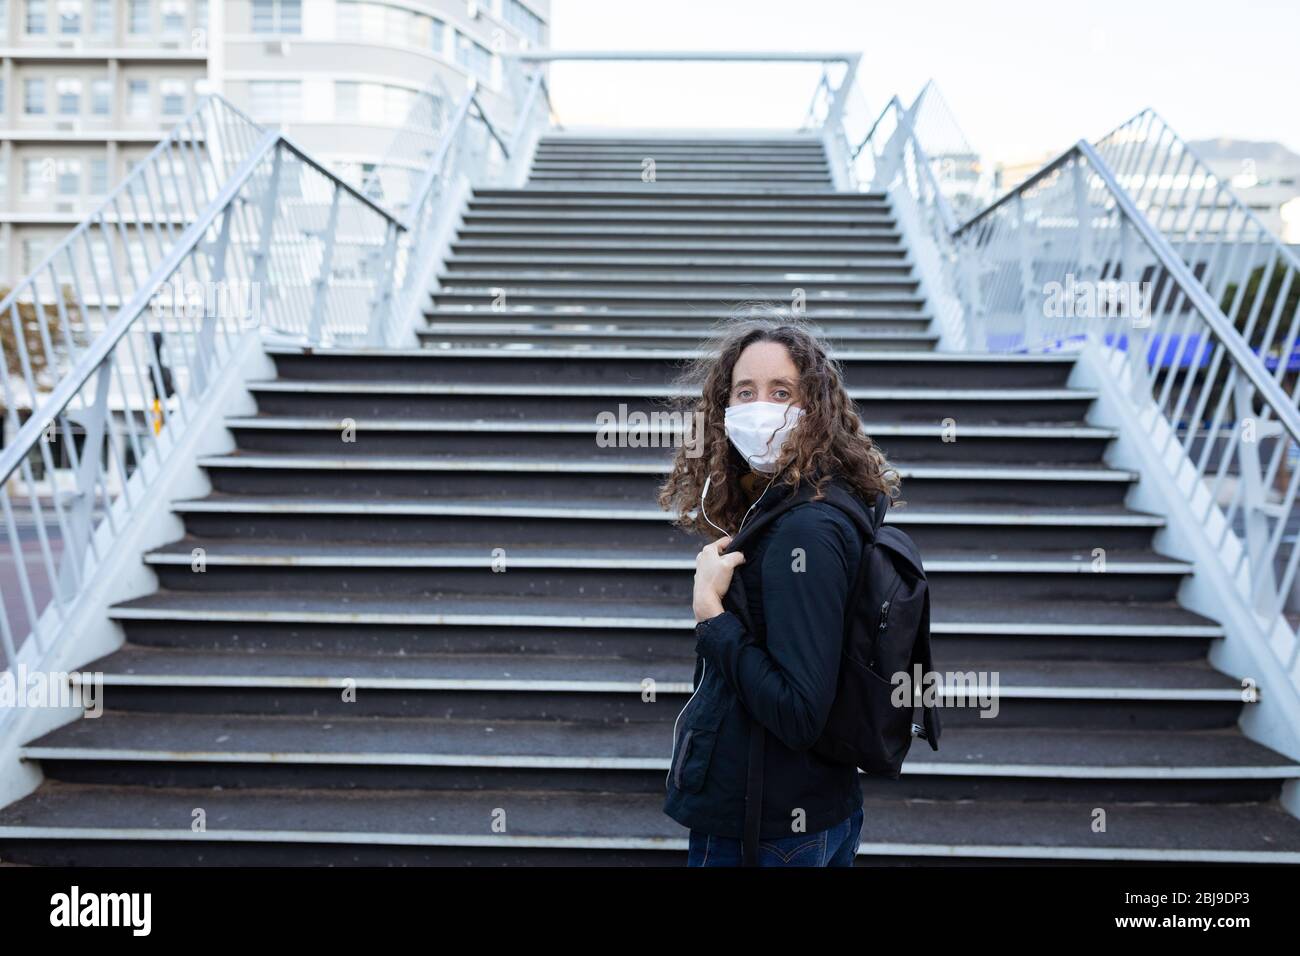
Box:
[1078,137,1300,445]
[0,129,408,489]
[834,79,1300,637]
[1101,107,1300,277]
[0,96,419,717]
[0,128,279,489]
[952,143,1079,237]
[0,95,261,319]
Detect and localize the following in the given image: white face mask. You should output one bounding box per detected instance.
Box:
[724,401,804,473]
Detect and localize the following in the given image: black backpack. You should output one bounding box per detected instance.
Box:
[721,481,942,866]
[810,490,941,777]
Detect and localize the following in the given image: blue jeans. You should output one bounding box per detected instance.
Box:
[686,805,864,867]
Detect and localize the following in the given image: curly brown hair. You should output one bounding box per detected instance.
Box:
[657,307,901,537]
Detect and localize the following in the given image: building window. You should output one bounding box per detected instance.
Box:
[126,78,149,117]
[24,238,49,275]
[127,0,148,33]
[56,158,81,196]
[160,78,185,115]
[23,158,50,198]
[56,77,82,115]
[24,77,46,114]
[57,0,80,33]
[249,80,301,121]
[92,0,112,34]
[337,2,442,51]
[91,78,110,115]
[90,157,109,196]
[159,0,183,33]
[503,0,544,45]
[456,33,493,82]
[0,78,5,114]
[0,0,9,40]
[26,0,48,34]
[335,81,359,120]
[252,0,301,34]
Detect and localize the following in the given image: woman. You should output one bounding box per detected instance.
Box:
[658,315,900,867]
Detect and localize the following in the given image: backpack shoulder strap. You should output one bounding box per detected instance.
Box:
[871,490,890,534]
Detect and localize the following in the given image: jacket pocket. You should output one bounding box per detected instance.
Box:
[672,727,719,793]
[668,665,732,794]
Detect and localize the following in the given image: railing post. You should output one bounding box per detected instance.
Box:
[1118,215,1153,402]
[368,219,400,346]
[1073,158,1095,282]
[192,202,236,394]
[1232,377,1280,611]
[308,182,342,344]
[250,143,284,332]
[821,55,860,132]
[59,359,113,598]
[1015,192,1041,348]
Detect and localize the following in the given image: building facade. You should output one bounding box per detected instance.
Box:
[0,0,550,286]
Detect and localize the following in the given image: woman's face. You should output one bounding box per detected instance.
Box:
[729,341,801,407]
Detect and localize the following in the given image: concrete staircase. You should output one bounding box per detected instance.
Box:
[2,135,1300,865]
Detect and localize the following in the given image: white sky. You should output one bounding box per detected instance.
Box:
[545,0,1300,165]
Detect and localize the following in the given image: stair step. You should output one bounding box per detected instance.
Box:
[259,348,1079,390]
[433,272,920,289]
[420,307,929,323]
[466,196,888,211]
[528,162,832,173]
[448,240,909,256]
[247,380,1088,401]
[107,591,1222,636]
[3,782,1297,863]
[443,254,910,269]
[145,540,1190,575]
[197,453,1135,480]
[457,226,904,242]
[20,713,1285,778]
[415,325,940,349]
[457,222,898,236]
[461,211,882,224]
[441,256,909,270]
[222,416,1117,440]
[85,646,1239,697]
[171,496,1164,527]
[470,187,887,201]
[427,290,927,308]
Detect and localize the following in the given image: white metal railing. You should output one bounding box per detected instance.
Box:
[0,95,411,736]
[384,67,551,344]
[1093,109,1300,401]
[0,68,561,720]
[834,84,1300,682]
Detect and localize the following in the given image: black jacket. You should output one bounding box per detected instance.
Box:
[663,473,868,839]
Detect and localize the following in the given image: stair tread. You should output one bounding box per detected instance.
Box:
[171,494,1163,524]
[85,645,1244,693]
[20,713,1291,771]
[3,782,1300,858]
[471,188,886,200]
[145,539,1188,571]
[197,451,1137,479]
[223,415,1113,437]
[107,590,1222,633]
